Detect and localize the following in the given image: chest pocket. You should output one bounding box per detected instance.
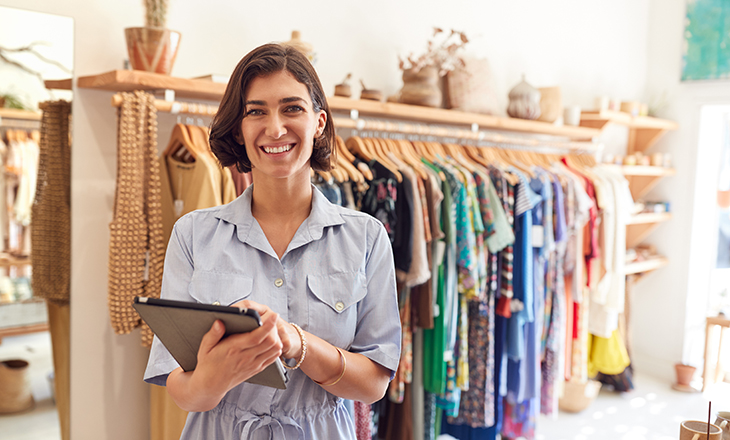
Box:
[188,271,254,306]
[306,271,367,348]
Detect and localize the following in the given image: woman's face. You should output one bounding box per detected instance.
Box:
[239,70,326,181]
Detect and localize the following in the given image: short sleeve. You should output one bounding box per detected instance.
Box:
[143,215,196,386]
[349,221,402,379]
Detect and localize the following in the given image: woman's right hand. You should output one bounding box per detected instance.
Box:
[167,309,283,412]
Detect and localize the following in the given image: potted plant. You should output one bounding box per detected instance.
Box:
[397,28,469,108]
[124,0,181,75]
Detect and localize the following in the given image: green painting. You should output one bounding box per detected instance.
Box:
[682,0,730,81]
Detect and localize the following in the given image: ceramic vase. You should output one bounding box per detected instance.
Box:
[124,27,181,75]
[399,66,442,108]
[507,75,541,120]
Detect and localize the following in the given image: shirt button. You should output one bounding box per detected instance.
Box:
[335,301,345,312]
[274,278,284,287]
[212,301,220,306]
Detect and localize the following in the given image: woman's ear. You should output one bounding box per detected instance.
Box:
[316,110,327,136]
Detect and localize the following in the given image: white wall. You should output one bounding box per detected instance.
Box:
[636,0,730,381]
[0,1,652,438]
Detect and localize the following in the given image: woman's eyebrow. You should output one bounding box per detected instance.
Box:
[244,96,307,106]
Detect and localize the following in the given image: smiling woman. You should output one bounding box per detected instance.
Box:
[143,43,402,440]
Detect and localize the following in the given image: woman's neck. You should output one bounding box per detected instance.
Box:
[250,169,313,223]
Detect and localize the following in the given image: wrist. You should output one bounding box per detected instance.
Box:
[282,323,306,370]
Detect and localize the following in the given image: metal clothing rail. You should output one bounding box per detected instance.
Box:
[111,93,601,154]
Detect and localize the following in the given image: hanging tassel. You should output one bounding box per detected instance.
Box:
[496,295,512,318]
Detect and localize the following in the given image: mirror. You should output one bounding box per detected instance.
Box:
[0,6,73,109]
[0,5,73,440]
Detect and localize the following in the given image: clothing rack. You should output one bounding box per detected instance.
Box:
[0,108,42,130]
[110,93,602,155]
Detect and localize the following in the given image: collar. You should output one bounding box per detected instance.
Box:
[214,183,346,247]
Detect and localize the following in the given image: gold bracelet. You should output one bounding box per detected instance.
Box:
[313,346,346,387]
[282,323,306,370]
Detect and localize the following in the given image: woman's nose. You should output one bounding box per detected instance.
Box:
[265,114,286,139]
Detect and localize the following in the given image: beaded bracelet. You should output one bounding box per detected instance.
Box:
[313,346,347,387]
[282,323,307,370]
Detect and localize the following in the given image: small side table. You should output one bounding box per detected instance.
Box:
[703,315,730,392]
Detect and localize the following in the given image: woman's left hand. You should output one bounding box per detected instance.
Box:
[231,300,302,361]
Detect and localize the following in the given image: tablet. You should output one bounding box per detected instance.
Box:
[133,296,288,390]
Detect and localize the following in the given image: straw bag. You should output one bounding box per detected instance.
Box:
[558,380,602,413]
[0,359,34,414]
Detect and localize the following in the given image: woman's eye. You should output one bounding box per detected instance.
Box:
[284,105,304,113]
[245,108,264,116]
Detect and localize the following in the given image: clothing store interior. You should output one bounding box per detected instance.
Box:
[2,1,730,440]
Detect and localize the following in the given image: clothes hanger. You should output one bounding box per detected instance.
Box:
[5,129,15,143]
[449,143,477,173]
[30,130,40,144]
[364,138,403,182]
[342,137,374,180]
[187,125,214,159]
[164,123,197,163]
[337,136,372,181]
[394,139,429,181]
[346,136,374,162]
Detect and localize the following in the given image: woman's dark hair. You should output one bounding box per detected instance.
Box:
[210,43,335,173]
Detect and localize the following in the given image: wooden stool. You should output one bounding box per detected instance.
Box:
[703,315,730,392]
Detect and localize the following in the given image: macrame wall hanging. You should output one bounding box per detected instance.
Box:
[108,91,164,347]
[31,100,72,305]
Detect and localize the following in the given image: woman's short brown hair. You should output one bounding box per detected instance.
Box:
[209,43,335,173]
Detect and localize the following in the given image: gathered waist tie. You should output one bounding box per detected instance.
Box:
[237,412,305,440]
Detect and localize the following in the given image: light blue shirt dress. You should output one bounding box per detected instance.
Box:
[144,185,402,439]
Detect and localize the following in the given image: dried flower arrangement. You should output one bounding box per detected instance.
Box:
[399,28,469,77]
[144,0,169,28]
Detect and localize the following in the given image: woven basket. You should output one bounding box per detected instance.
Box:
[558,380,602,413]
[0,359,34,414]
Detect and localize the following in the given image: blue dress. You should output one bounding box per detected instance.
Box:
[144,185,402,439]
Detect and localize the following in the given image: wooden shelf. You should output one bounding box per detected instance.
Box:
[604,165,676,199]
[617,165,676,177]
[0,108,42,121]
[328,96,600,140]
[625,255,669,275]
[627,212,672,225]
[45,78,73,90]
[626,213,671,248]
[0,322,49,343]
[75,70,601,140]
[580,110,678,130]
[77,70,227,101]
[0,256,31,267]
[580,110,678,153]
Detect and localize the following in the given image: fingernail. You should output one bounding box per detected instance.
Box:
[215,321,222,331]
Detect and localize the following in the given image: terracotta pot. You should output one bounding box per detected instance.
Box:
[399,66,442,108]
[124,27,181,75]
[675,363,696,386]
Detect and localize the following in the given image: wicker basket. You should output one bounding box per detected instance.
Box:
[558,380,602,413]
[0,359,35,414]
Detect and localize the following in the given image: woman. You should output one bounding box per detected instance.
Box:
[143,43,401,439]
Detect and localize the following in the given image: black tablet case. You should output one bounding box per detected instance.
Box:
[133,297,287,390]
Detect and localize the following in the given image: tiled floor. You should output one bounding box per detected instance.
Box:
[1,331,728,440]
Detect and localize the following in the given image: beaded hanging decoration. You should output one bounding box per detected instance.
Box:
[108,91,165,346]
[31,100,72,305]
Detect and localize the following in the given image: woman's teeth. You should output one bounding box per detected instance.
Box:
[263,144,293,154]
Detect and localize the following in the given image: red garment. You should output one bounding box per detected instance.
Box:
[354,402,371,440]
